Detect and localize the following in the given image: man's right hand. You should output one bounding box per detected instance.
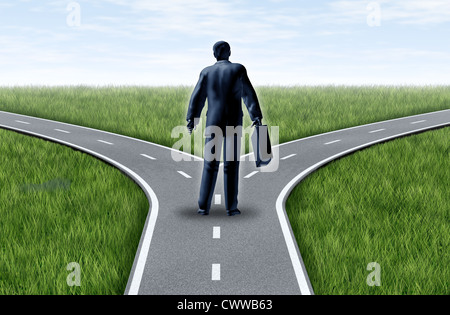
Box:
[187,119,195,135]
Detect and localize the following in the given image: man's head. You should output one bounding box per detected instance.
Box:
[213,41,231,61]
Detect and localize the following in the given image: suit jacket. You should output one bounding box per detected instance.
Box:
[187,60,263,130]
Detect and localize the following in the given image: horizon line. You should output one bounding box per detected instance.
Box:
[1,83,450,88]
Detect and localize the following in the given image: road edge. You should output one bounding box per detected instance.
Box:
[0,123,159,295]
[276,121,450,295]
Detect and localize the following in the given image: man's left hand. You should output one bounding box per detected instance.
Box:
[187,120,196,134]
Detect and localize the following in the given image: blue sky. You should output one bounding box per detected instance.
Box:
[1,0,449,85]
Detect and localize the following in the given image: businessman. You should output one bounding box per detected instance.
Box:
[186,41,263,216]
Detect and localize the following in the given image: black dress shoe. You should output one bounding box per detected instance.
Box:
[227,209,241,216]
[198,209,209,215]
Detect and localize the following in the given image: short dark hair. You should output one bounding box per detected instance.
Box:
[213,41,231,60]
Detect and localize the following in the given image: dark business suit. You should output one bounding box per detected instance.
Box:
[187,60,263,211]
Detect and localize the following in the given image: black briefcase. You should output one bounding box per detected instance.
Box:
[251,125,273,167]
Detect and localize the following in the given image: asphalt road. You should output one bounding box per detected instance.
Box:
[0,109,448,295]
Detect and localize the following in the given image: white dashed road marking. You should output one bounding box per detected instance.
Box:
[213,227,221,239]
[324,140,341,145]
[15,120,30,125]
[244,171,259,179]
[141,154,157,161]
[97,140,114,145]
[212,264,221,281]
[177,171,192,179]
[54,129,71,134]
[411,120,427,125]
[281,154,297,160]
[369,128,386,134]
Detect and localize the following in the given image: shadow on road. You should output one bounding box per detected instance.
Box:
[176,206,260,221]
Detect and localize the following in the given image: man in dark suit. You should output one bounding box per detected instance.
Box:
[186,41,263,216]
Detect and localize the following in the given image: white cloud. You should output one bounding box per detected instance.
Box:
[76,0,303,42]
[327,0,450,25]
[1,0,449,86]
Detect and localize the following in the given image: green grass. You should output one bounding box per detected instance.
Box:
[0,128,149,295]
[0,86,448,295]
[286,127,449,295]
[0,86,449,150]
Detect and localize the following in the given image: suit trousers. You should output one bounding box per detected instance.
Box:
[198,128,241,211]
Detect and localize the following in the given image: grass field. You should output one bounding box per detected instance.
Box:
[0,128,149,295]
[0,86,448,295]
[286,127,449,295]
[0,86,449,150]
